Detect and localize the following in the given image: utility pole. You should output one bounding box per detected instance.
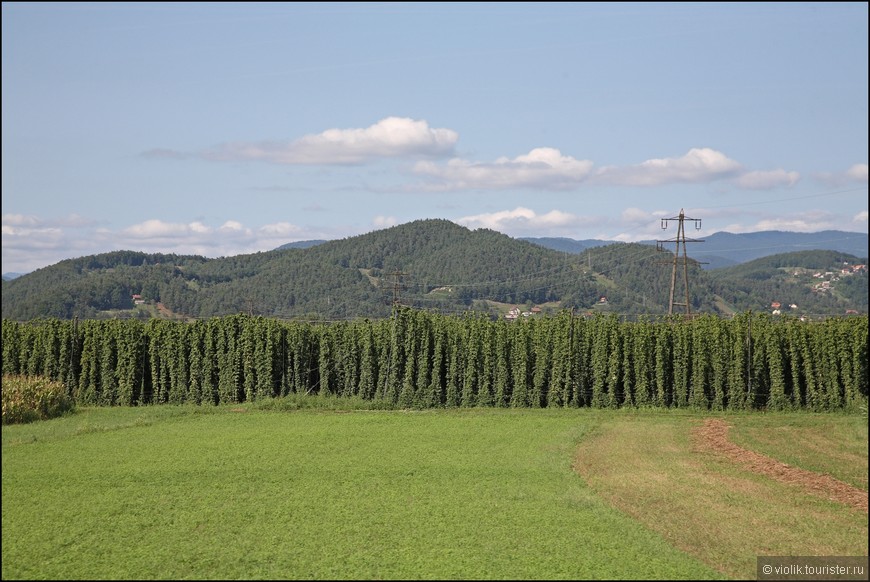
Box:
[746,310,752,401]
[386,270,409,306]
[657,209,704,316]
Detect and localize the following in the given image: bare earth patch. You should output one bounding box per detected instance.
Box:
[692,418,868,513]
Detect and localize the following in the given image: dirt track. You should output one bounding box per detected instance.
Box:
[692,418,868,513]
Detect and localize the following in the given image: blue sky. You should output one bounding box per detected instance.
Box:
[3,2,867,274]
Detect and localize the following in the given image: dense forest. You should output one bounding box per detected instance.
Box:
[2,220,867,321]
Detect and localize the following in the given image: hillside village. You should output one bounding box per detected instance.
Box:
[769,261,867,316]
[809,262,866,293]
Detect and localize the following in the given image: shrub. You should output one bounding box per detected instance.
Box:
[2,375,75,425]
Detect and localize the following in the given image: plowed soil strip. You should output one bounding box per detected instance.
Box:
[692,418,868,513]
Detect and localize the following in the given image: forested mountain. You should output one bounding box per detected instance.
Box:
[2,220,867,321]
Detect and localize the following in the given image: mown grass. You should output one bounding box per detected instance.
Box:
[575,410,868,580]
[727,412,868,490]
[2,404,721,580]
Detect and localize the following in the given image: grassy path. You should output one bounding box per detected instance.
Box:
[693,418,867,512]
[573,412,868,579]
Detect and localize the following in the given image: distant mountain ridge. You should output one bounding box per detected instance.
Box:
[518,237,614,254]
[524,230,868,269]
[275,230,868,269]
[275,240,328,250]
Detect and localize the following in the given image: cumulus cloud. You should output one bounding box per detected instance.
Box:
[752,218,836,232]
[2,213,42,227]
[854,210,869,225]
[718,210,839,234]
[846,163,868,182]
[2,214,98,272]
[118,219,309,250]
[218,220,247,233]
[200,117,458,165]
[123,219,202,239]
[1,224,65,246]
[373,215,398,229]
[456,207,599,236]
[734,169,800,189]
[411,147,797,192]
[814,163,869,186]
[414,148,594,191]
[1,213,351,273]
[257,222,304,237]
[147,123,803,194]
[1,213,102,259]
[594,148,743,186]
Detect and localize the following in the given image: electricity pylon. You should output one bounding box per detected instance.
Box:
[386,270,409,306]
[657,209,704,315]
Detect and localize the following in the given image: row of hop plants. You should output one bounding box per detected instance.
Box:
[1,310,866,411]
[1,374,75,425]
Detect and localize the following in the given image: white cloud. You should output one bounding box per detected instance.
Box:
[1,224,65,246]
[854,210,869,225]
[189,221,211,234]
[414,147,594,191]
[734,169,800,189]
[257,222,304,237]
[1,213,96,228]
[720,210,839,234]
[123,219,197,239]
[846,163,868,182]
[201,117,458,165]
[410,147,794,192]
[1,213,110,272]
[753,218,835,232]
[373,215,398,228]
[218,220,247,233]
[149,125,809,195]
[2,213,42,227]
[814,163,869,186]
[2,217,85,273]
[3,213,366,273]
[456,207,598,236]
[604,207,676,241]
[594,148,742,186]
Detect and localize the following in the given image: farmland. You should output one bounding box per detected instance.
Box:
[2,404,866,579]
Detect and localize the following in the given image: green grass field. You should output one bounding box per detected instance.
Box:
[2,402,867,580]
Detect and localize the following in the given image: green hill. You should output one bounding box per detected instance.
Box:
[707,250,868,315]
[2,220,866,321]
